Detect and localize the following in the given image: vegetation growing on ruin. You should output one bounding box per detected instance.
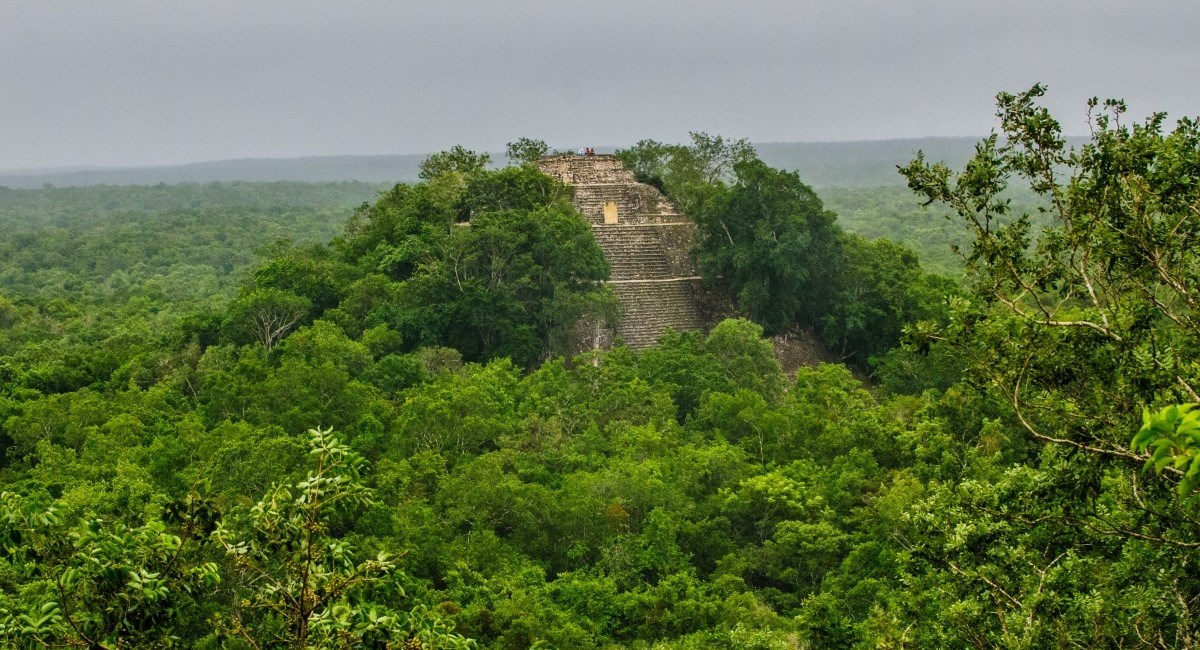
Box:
[616,134,957,369]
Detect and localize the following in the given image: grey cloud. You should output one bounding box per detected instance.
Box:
[2,0,1197,169]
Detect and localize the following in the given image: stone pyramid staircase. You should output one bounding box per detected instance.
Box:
[537,154,706,349]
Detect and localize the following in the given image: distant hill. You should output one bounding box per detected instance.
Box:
[0,155,428,189]
[1,138,1006,189]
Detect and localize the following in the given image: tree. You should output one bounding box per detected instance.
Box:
[891,85,1200,645]
[901,84,1200,483]
[214,427,474,648]
[688,132,756,185]
[614,133,755,212]
[0,490,220,649]
[351,168,610,365]
[252,242,346,313]
[418,146,491,180]
[504,138,549,167]
[224,288,311,351]
[457,164,571,220]
[391,205,610,365]
[693,159,842,334]
[820,234,955,366]
[612,139,682,192]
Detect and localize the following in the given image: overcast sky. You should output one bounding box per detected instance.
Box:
[3,0,1197,170]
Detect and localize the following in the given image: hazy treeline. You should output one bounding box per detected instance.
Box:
[2,137,1051,190]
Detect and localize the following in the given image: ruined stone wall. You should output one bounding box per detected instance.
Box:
[538,154,706,349]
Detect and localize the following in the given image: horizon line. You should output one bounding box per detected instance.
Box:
[0,135,1010,176]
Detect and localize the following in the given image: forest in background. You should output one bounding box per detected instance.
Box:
[0,137,1040,190]
[1,88,1199,648]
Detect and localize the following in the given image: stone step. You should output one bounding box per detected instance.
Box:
[592,223,698,281]
[610,279,705,348]
[591,229,673,280]
[572,184,680,225]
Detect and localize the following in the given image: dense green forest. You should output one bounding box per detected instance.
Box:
[0,181,384,304]
[0,182,383,394]
[818,185,1051,275]
[2,89,1200,648]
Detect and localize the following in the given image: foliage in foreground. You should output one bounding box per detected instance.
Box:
[1,428,472,649]
[892,84,1200,647]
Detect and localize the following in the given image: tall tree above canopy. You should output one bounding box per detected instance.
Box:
[615,132,755,212]
[418,145,492,180]
[889,87,1200,644]
[505,137,549,167]
[693,159,842,335]
[616,135,840,334]
[901,84,1200,474]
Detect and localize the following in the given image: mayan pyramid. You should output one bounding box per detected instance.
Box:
[537,154,706,349]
